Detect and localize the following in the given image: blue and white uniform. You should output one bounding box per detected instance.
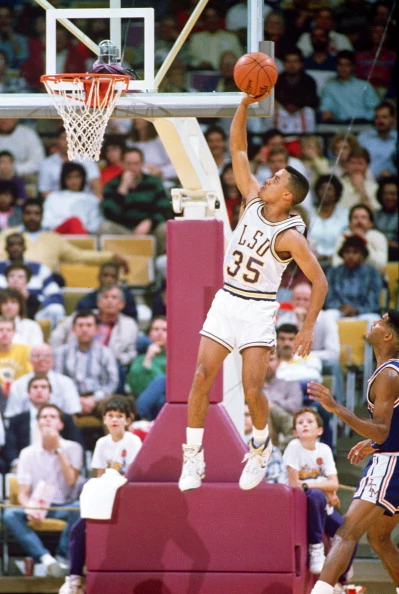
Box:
[354,359,399,516]
[200,198,305,352]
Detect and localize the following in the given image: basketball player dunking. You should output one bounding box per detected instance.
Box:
[308,310,399,594]
[178,94,328,492]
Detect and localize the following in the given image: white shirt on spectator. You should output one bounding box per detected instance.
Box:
[17,437,83,504]
[42,190,103,234]
[283,438,337,478]
[6,369,82,417]
[38,153,100,195]
[91,432,142,475]
[277,354,322,383]
[0,124,45,176]
[13,317,44,347]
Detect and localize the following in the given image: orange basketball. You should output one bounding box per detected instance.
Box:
[233,52,278,98]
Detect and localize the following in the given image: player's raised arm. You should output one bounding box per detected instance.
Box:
[230,96,262,204]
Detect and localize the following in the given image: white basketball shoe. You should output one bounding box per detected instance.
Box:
[178,444,205,492]
[308,543,326,574]
[239,437,273,490]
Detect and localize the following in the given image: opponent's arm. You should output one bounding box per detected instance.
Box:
[307,369,397,443]
[230,96,262,205]
[276,230,328,356]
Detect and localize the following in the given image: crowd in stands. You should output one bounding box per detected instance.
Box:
[0,0,396,586]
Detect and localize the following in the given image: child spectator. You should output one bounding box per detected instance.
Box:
[283,407,355,583]
[0,180,22,231]
[59,398,142,594]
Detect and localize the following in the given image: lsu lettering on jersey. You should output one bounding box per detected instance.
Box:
[223,198,306,300]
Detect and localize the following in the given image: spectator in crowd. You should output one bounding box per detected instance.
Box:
[126,316,167,421]
[0,316,31,399]
[333,204,388,275]
[0,151,28,205]
[374,177,398,262]
[50,286,138,391]
[0,232,65,326]
[3,403,82,577]
[135,13,190,70]
[251,128,307,181]
[0,288,43,347]
[59,398,142,594]
[158,58,191,94]
[319,50,380,123]
[263,10,291,61]
[264,351,302,450]
[277,283,344,406]
[101,148,172,255]
[0,180,22,231]
[4,263,41,320]
[325,235,383,325]
[308,174,348,270]
[0,4,28,68]
[5,344,82,418]
[0,119,45,179]
[42,163,103,235]
[76,262,138,320]
[225,1,272,49]
[53,311,119,416]
[243,402,287,484]
[328,132,360,179]
[303,27,337,72]
[275,48,319,111]
[220,162,242,229]
[38,127,102,199]
[204,125,231,174]
[357,101,397,179]
[334,0,371,50]
[0,49,28,93]
[340,147,380,211]
[213,51,240,93]
[126,119,177,188]
[2,376,82,471]
[271,101,316,137]
[283,407,354,582]
[187,6,243,70]
[19,13,46,91]
[299,136,330,187]
[297,7,353,58]
[0,199,127,273]
[100,137,125,186]
[355,22,396,96]
[275,323,333,448]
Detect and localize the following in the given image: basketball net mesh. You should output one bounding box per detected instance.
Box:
[41,75,130,161]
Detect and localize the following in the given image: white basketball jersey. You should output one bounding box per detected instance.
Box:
[223,198,306,300]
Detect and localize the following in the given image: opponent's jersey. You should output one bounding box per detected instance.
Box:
[223,198,306,300]
[367,358,399,453]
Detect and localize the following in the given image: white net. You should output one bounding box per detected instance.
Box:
[41,74,130,161]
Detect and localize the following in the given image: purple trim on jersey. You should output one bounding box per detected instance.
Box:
[367,359,399,453]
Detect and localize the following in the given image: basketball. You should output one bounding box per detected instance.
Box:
[233,52,278,98]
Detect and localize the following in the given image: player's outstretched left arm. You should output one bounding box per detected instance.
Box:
[276,229,328,356]
[307,368,397,443]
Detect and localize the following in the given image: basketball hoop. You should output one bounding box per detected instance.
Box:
[41,73,130,161]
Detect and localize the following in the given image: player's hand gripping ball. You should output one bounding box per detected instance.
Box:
[233,52,278,98]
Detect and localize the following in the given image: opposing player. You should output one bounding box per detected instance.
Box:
[178,94,328,492]
[308,309,399,594]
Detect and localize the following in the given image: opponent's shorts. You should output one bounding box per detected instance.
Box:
[200,289,279,352]
[353,452,399,516]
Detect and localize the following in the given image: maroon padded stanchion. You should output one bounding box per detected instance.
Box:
[86,219,312,593]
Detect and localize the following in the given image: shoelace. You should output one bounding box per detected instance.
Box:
[241,450,267,472]
[181,454,203,477]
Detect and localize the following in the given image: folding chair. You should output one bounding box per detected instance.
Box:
[2,475,66,574]
[63,288,91,316]
[65,234,98,250]
[386,262,399,308]
[37,318,51,343]
[58,263,100,289]
[100,236,156,289]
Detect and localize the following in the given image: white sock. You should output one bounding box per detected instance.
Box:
[252,424,269,446]
[186,427,204,446]
[40,553,57,566]
[310,581,334,594]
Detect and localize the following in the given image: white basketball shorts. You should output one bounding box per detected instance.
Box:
[354,452,399,516]
[200,289,279,352]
